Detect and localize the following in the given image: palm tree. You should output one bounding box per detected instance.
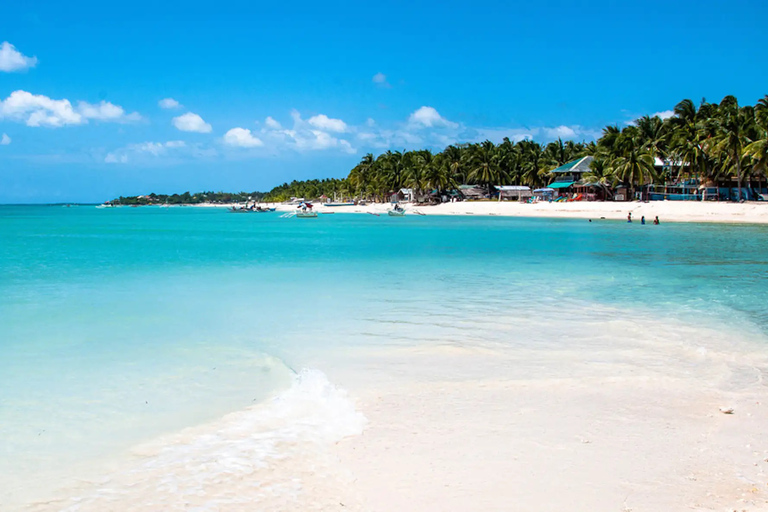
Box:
[443,145,466,184]
[744,95,768,176]
[706,96,754,200]
[517,140,546,188]
[468,141,504,194]
[609,148,657,196]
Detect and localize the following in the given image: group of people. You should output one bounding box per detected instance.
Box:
[628,213,660,225]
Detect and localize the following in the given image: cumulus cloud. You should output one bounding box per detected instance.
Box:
[78,100,141,122]
[652,110,675,120]
[407,106,458,129]
[307,114,347,133]
[543,125,577,139]
[264,116,281,129]
[0,90,140,127]
[172,112,212,133]
[158,98,181,109]
[223,127,263,147]
[256,110,356,154]
[0,42,37,72]
[1,133,10,145]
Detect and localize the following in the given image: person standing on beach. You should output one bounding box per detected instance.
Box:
[653,216,660,225]
[627,213,632,223]
[641,216,645,225]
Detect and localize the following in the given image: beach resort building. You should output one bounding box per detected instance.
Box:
[548,156,594,198]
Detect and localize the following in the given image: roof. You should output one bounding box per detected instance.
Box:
[496,186,531,191]
[551,156,594,174]
[654,158,690,167]
[534,188,554,193]
[547,181,574,189]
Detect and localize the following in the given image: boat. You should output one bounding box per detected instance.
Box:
[296,202,317,218]
[95,202,115,209]
[387,204,406,216]
[324,202,355,207]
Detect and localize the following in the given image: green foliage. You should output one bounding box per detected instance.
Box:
[114,94,768,204]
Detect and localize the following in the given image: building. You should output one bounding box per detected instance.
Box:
[548,156,594,196]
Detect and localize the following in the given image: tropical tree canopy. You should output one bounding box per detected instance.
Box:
[115,94,768,204]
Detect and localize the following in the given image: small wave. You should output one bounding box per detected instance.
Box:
[28,369,366,511]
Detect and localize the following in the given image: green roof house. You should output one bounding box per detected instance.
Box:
[548,156,594,189]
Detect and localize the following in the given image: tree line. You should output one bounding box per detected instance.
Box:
[115,95,768,204]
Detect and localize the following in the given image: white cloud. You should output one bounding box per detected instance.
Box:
[1,90,81,127]
[264,116,282,129]
[104,153,128,164]
[78,100,140,122]
[308,114,347,133]
[543,125,577,139]
[407,106,458,129]
[652,110,675,120]
[1,133,10,145]
[172,112,212,133]
[158,98,181,109]
[0,90,140,127]
[365,117,376,127]
[131,140,187,156]
[223,127,263,148]
[0,42,37,72]
[104,140,191,163]
[257,110,356,154]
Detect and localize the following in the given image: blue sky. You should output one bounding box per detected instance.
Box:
[1,0,767,203]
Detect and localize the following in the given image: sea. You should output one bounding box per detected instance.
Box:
[1,204,767,510]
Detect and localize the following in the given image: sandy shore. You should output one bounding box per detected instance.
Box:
[310,201,768,224]
[323,314,768,512]
[198,200,768,224]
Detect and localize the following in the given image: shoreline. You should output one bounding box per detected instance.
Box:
[190,200,768,225]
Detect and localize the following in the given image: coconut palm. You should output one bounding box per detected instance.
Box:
[705,96,755,200]
[468,141,505,194]
[745,96,768,176]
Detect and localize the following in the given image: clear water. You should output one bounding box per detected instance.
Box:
[1,205,767,508]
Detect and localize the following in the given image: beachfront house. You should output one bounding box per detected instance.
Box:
[547,156,594,198]
[496,185,532,201]
[459,185,487,200]
[391,188,414,203]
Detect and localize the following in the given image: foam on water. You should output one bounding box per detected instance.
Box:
[25,368,365,511]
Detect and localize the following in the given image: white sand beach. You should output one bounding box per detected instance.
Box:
[202,200,768,224]
[282,200,768,224]
[322,312,768,512]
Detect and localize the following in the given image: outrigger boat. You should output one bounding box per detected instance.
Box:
[296,202,317,218]
[387,203,406,216]
[228,204,277,213]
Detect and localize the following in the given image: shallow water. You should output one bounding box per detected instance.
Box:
[1,205,767,509]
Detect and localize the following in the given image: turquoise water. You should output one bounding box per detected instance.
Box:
[1,205,768,507]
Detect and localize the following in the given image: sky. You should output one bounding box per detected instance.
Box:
[1,0,767,203]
